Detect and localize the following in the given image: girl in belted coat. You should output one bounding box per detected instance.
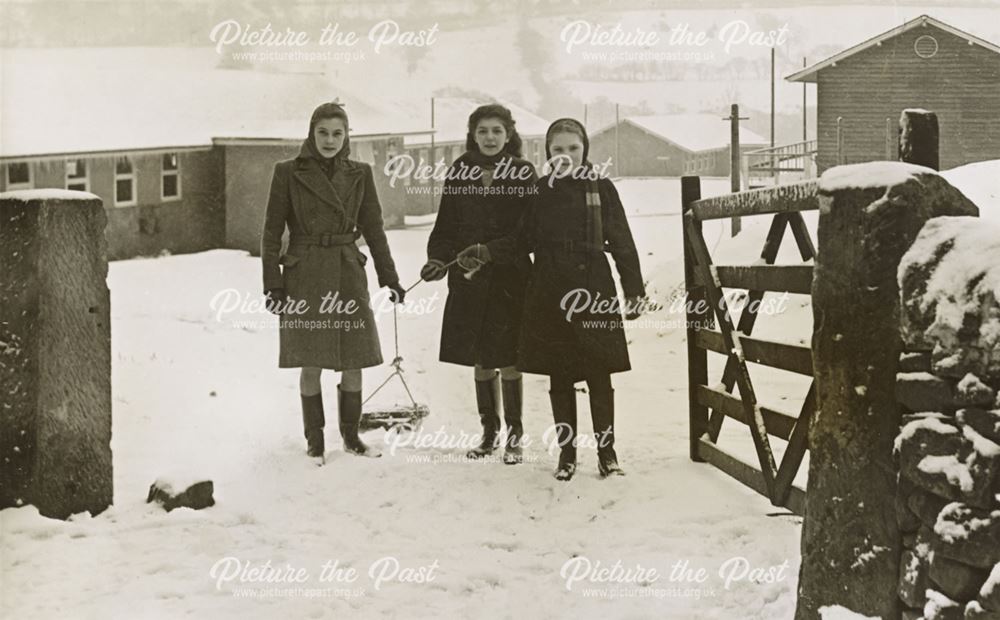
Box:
[463,118,647,480]
[419,104,537,464]
[261,101,406,461]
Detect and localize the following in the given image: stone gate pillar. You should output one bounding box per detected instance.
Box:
[1,190,112,519]
[796,163,978,619]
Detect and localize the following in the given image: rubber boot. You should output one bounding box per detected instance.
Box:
[301,392,325,458]
[590,383,624,477]
[501,377,524,465]
[549,387,578,481]
[338,384,381,457]
[466,373,501,459]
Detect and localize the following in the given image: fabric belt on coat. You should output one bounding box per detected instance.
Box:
[536,239,609,255]
[288,230,361,247]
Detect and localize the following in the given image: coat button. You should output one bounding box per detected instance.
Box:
[577,264,586,271]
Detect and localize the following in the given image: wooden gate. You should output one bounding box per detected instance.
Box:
[681,176,819,515]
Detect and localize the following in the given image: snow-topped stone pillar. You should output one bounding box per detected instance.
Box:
[0,190,112,519]
[796,163,978,620]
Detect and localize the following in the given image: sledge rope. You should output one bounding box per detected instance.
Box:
[362,255,478,408]
[361,300,419,408]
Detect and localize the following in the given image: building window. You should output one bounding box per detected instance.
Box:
[914,35,939,59]
[161,153,181,200]
[115,156,136,206]
[6,162,32,190]
[66,158,89,191]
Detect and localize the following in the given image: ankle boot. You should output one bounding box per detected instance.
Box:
[502,378,524,465]
[338,385,382,457]
[467,374,502,459]
[300,392,325,458]
[549,388,578,481]
[590,385,624,477]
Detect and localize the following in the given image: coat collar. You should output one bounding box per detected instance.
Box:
[293,146,364,211]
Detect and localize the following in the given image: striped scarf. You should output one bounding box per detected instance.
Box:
[585,179,603,250]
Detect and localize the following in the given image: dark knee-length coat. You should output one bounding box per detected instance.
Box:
[426,153,537,368]
[488,173,645,380]
[261,141,399,370]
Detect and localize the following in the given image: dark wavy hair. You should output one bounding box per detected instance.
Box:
[464,104,523,158]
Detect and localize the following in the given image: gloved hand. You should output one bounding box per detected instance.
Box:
[264,288,287,315]
[386,281,406,304]
[624,296,645,321]
[457,244,491,271]
[420,259,448,282]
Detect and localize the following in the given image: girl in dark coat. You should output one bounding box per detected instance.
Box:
[462,118,647,480]
[419,104,537,464]
[261,101,406,461]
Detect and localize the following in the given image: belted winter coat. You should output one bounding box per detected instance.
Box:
[261,140,400,370]
[426,152,537,368]
[488,172,646,380]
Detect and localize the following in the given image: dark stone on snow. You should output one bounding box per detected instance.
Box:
[147,479,215,512]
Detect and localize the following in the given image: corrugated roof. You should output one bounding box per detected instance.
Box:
[785,14,1000,83]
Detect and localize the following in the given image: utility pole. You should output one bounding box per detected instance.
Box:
[615,103,621,177]
[430,97,436,214]
[802,57,807,142]
[770,47,775,150]
[722,104,749,236]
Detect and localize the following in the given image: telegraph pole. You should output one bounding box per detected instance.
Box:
[723,104,749,236]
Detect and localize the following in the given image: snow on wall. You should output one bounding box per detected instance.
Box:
[0,189,100,202]
[818,161,935,193]
[941,159,1000,224]
[898,216,1000,372]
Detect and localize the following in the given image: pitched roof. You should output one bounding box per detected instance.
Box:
[596,114,768,153]
[0,47,426,159]
[786,14,1000,83]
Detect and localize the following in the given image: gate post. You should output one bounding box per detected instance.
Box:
[795,163,978,619]
[0,190,112,519]
[682,176,709,462]
[898,109,939,171]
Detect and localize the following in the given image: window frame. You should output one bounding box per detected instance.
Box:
[114,156,137,207]
[65,158,90,192]
[6,161,33,190]
[160,152,181,201]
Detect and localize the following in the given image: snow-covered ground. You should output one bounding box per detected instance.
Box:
[4,164,990,618]
[2,177,810,619]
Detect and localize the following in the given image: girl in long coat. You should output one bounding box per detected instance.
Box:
[261,101,406,461]
[463,118,647,480]
[419,104,537,464]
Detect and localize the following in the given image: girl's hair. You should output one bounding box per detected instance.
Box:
[464,104,523,157]
[308,101,351,157]
[545,117,589,162]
